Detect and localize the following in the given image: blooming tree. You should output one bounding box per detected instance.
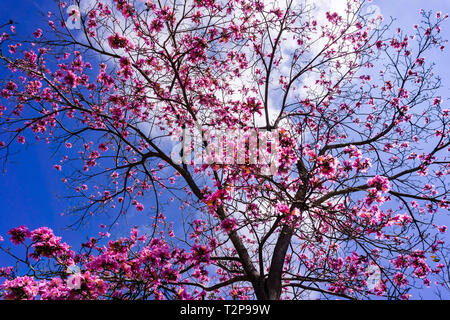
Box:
[0,0,449,300]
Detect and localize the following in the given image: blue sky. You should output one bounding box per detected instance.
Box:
[0,1,85,250]
[0,0,449,298]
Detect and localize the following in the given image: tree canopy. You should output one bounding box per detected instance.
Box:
[0,0,449,300]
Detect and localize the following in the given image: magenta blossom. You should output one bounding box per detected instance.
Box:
[367,175,391,193]
[220,217,237,233]
[108,33,132,49]
[7,226,31,245]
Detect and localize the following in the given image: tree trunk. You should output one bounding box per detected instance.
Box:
[250,224,295,300]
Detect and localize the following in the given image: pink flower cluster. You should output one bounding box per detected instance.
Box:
[107,33,132,49]
[0,225,216,300]
[367,175,391,193]
[220,217,237,233]
[1,276,39,300]
[7,225,31,244]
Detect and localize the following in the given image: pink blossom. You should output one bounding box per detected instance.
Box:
[64,71,78,88]
[7,226,31,244]
[276,203,290,215]
[1,276,39,300]
[135,202,144,212]
[108,33,131,49]
[17,136,25,144]
[191,244,211,265]
[367,175,391,193]
[393,272,408,287]
[220,217,237,233]
[317,155,338,178]
[391,255,409,269]
[33,28,43,39]
[98,143,109,152]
